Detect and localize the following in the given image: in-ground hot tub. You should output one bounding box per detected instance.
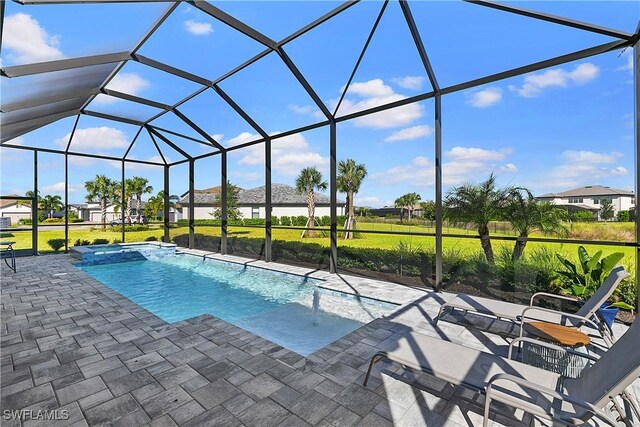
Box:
[71,242,176,265]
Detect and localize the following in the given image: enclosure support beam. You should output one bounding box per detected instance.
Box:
[33,151,38,255]
[329,121,338,273]
[64,153,69,253]
[434,95,443,291]
[189,160,195,250]
[221,152,228,255]
[634,40,640,309]
[121,161,125,243]
[265,138,272,262]
[164,165,170,243]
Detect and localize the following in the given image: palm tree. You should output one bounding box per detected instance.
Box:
[85,175,119,230]
[395,192,421,221]
[124,178,136,224]
[295,167,327,238]
[337,159,367,239]
[40,194,63,219]
[394,195,407,222]
[128,177,153,221]
[146,191,180,221]
[503,188,568,261]
[16,190,40,209]
[444,174,512,263]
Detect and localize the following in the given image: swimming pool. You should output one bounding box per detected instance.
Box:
[79,254,397,355]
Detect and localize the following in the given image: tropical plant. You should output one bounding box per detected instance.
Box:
[337,159,367,239]
[395,192,421,222]
[419,200,436,221]
[211,183,243,221]
[144,194,164,221]
[503,189,569,261]
[444,174,512,263]
[599,199,614,222]
[616,210,631,222]
[40,194,64,219]
[295,167,327,238]
[556,246,632,309]
[47,238,66,253]
[16,190,40,209]
[128,177,153,221]
[85,175,119,230]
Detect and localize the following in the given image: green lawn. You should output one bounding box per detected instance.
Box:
[3,222,635,274]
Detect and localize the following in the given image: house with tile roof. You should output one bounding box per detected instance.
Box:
[179,184,345,220]
[536,185,635,220]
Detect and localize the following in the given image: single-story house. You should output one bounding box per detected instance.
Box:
[179,183,345,220]
[536,185,635,220]
[0,196,32,225]
[70,202,147,222]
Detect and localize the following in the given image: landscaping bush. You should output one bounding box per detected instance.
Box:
[92,239,110,245]
[108,225,150,232]
[279,216,292,226]
[617,210,631,222]
[242,218,265,226]
[270,216,279,226]
[43,218,64,223]
[292,216,308,227]
[74,239,91,246]
[18,218,32,225]
[47,238,66,253]
[571,211,594,222]
[145,236,158,241]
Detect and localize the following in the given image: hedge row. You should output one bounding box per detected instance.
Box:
[176,215,347,228]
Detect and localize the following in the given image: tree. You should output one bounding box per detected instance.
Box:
[40,195,64,219]
[128,177,153,221]
[600,199,614,222]
[146,191,180,220]
[211,183,243,221]
[295,167,327,238]
[419,200,436,221]
[123,178,136,223]
[617,210,631,222]
[395,192,421,221]
[444,174,512,263]
[337,159,367,239]
[85,175,119,230]
[503,189,568,261]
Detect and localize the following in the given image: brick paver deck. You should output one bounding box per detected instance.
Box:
[1,253,637,426]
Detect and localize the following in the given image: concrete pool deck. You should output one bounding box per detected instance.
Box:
[1,252,637,426]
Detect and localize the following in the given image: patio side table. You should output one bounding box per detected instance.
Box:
[521,321,591,379]
[0,241,16,273]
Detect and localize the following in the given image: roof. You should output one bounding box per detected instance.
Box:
[537,185,634,199]
[179,183,343,206]
[551,203,599,211]
[0,197,21,209]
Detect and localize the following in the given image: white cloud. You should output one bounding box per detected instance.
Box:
[125,156,166,170]
[41,182,83,194]
[229,132,328,177]
[337,79,424,129]
[4,136,25,146]
[211,134,224,143]
[95,73,151,104]
[225,132,260,147]
[538,150,628,189]
[288,104,316,115]
[353,195,389,208]
[372,146,516,188]
[57,127,130,151]
[465,87,502,108]
[3,13,64,64]
[617,49,633,73]
[384,125,433,142]
[184,20,213,36]
[509,63,599,97]
[391,76,425,91]
[446,146,510,161]
[230,171,261,182]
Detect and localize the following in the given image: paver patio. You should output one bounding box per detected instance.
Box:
[1,252,637,426]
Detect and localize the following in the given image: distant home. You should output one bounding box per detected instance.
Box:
[536,185,635,220]
[68,202,148,222]
[0,196,32,224]
[179,184,345,220]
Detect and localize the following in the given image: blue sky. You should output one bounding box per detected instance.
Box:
[1,1,637,207]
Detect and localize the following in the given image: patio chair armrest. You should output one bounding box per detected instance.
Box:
[507,337,600,362]
[520,306,601,332]
[530,292,579,308]
[486,373,618,427]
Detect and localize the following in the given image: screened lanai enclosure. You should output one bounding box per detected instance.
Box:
[1,0,639,305]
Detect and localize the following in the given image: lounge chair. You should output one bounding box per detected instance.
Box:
[364,315,640,426]
[435,266,629,345]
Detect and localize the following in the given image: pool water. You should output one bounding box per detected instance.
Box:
[79,255,397,355]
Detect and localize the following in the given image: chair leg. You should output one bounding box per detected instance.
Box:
[363,354,385,386]
[621,390,640,422]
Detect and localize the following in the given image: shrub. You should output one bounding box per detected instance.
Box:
[145,236,158,241]
[43,218,64,223]
[108,225,150,232]
[47,238,66,252]
[292,216,308,227]
[280,216,292,226]
[571,211,594,222]
[270,216,279,226]
[18,218,32,225]
[177,219,219,227]
[92,238,110,245]
[74,239,91,246]
[242,218,265,226]
[617,210,631,222]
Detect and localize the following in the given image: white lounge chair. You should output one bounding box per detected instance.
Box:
[364,315,640,426]
[435,266,629,345]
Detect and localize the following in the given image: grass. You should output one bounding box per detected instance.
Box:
[3,222,635,273]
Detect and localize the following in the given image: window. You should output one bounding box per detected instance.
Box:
[568,198,583,203]
[593,198,611,205]
[251,207,259,219]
